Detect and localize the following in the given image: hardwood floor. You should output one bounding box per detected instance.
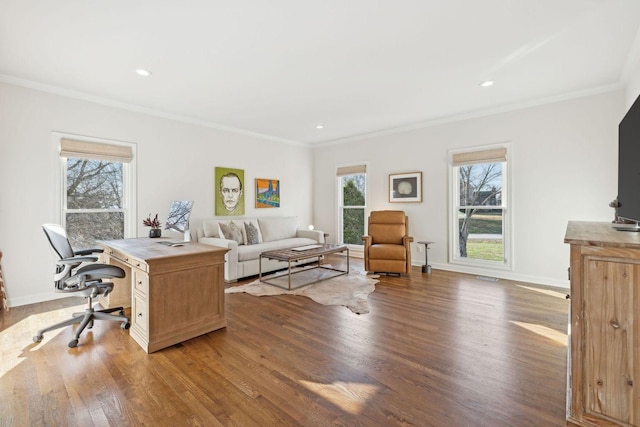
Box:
[0,256,569,426]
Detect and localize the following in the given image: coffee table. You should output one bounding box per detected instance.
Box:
[259,244,349,290]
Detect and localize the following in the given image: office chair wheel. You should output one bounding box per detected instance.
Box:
[33,334,43,343]
[121,321,130,330]
[119,310,125,316]
[68,339,79,348]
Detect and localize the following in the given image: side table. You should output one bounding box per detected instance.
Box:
[417,241,434,274]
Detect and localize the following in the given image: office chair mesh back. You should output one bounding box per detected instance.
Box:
[43,224,92,291]
[43,224,75,260]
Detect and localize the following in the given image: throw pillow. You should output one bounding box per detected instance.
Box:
[218,221,244,245]
[244,221,263,245]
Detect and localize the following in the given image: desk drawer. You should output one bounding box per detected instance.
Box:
[132,294,148,335]
[133,270,149,296]
[106,248,148,272]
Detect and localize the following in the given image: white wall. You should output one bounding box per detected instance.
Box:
[312,91,626,288]
[627,72,640,108]
[0,82,313,306]
[624,28,640,108]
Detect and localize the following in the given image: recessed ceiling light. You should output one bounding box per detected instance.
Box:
[316,125,324,129]
[135,69,152,77]
[480,80,494,87]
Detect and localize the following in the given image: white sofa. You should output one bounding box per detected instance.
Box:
[195,216,325,282]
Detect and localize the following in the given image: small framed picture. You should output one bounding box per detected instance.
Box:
[389,172,422,203]
[255,178,280,208]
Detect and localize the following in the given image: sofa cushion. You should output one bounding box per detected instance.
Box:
[202,219,221,238]
[218,221,244,245]
[259,217,298,242]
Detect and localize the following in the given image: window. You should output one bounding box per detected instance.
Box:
[58,137,136,249]
[450,146,510,269]
[337,164,367,251]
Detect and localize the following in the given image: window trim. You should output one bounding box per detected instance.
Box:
[335,162,368,256]
[53,132,137,239]
[448,143,512,271]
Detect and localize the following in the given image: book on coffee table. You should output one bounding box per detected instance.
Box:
[291,244,323,251]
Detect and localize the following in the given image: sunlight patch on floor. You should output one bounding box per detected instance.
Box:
[511,321,567,345]
[516,284,567,300]
[0,304,83,378]
[298,380,380,415]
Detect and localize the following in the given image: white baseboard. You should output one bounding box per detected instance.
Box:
[414,261,569,290]
[7,292,71,308]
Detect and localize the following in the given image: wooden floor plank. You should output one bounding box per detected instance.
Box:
[0,256,569,426]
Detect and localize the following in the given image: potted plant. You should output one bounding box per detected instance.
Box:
[143,213,162,238]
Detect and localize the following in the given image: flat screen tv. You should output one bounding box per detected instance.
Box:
[616,93,640,230]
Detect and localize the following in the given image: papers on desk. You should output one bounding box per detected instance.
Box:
[158,241,188,247]
[291,244,323,251]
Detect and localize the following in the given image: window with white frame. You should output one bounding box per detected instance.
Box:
[450,146,510,268]
[337,164,367,250]
[59,137,136,249]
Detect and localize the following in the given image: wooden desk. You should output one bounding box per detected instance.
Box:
[99,238,228,353]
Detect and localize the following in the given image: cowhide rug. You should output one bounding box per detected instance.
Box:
[225,266,379,314]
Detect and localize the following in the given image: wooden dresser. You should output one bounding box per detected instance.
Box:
[565,221,640,426]
[99,238,228,353]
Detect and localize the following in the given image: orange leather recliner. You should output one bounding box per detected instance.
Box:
[362,210,413,274]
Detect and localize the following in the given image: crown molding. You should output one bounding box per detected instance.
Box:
[1,74,624,150]
[0,74,305,147]
[313,83,625,148]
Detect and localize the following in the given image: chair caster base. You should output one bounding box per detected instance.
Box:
[33,335,43,343]
[68,339,79,348]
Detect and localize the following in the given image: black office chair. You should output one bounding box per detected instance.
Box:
[34,224,130,348]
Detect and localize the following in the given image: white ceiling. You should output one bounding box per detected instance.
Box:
[1,0,640,145]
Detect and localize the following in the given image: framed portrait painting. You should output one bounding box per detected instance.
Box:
[255,178,280,208]
[389,172,422,203]
[215,167,245,215]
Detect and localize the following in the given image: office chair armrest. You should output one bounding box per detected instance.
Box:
[74,248,104,256]
[58,256,99,265]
